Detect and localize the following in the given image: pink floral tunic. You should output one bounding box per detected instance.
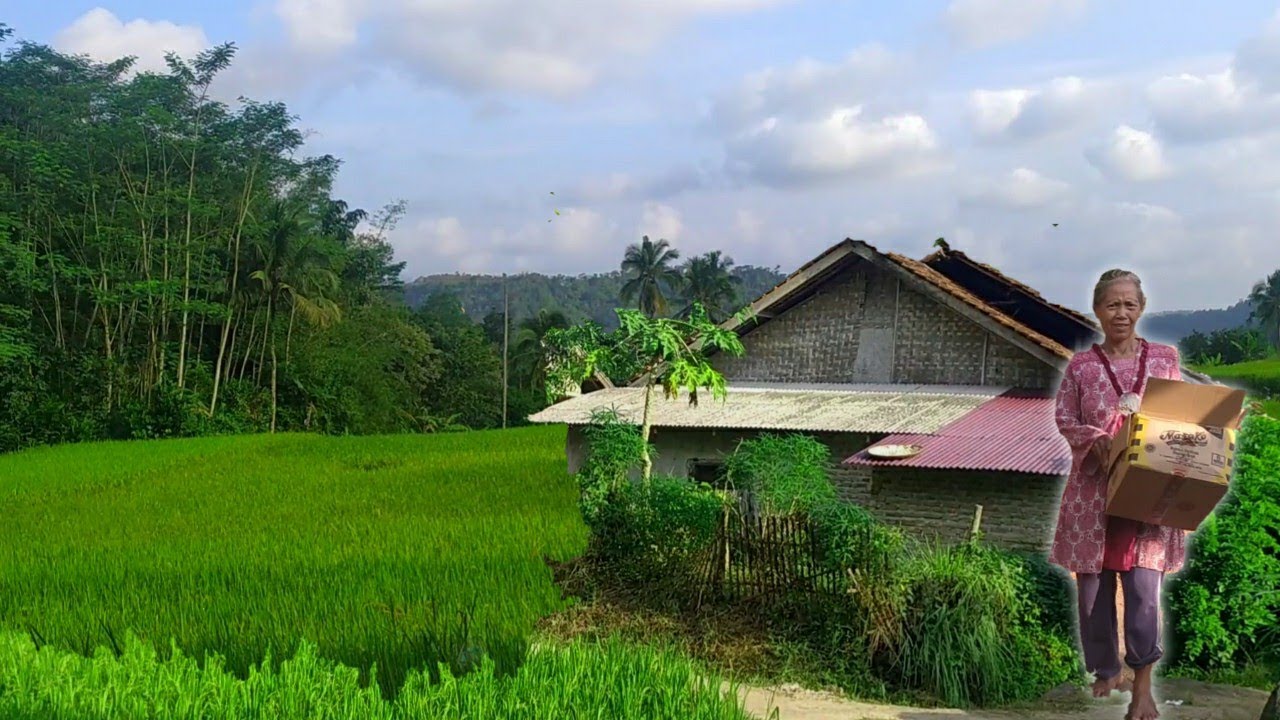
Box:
[1048,340,1188,575]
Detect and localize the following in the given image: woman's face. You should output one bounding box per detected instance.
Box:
[1094,280,1144,343]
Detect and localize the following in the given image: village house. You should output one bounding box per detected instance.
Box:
[528,240,1211,554]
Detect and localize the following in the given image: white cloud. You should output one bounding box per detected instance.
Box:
[545,208,613,253]
[1113,201,1180,225]
[1233,10,1280,94]
[400,208,619,277]
[968,76,1114,141]
[54,8,209,75]
[413,217,470,259]
[964,167,1073,209]
[1086,125,1170,182]
[271,0,792,98]
[969,88,1032,136]
[570,166,710,203]
[707,44,904,132]
[724,106,941,187]
[733,208,768,247]
[638,203,684,243]
[944,0,1088,49]
[1145,71,1274,142]
[275,0,361,53]
[1147,15,1280,143]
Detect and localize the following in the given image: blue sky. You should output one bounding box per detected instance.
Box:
[6,1,1280,313]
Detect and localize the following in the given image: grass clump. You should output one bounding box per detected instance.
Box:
[876,542,1077,708]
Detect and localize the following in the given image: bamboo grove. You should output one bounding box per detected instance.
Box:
[0,30,472,451]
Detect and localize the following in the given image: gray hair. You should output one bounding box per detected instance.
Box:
[1093,268,1146,308]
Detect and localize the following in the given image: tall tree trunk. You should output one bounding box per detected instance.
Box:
[223,305,240,385]
[285,302,297,367]
[641,380,654,483]
[210,162,256,415]
[255,304,269,386]
[239,308,259,380]
[270,334,278,434]
[159,211,172,385]
[176,86,210,389]
[263,294,275,431]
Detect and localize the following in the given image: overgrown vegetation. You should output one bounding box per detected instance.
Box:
[1167,412,1280,673]
[566,416,1081,709]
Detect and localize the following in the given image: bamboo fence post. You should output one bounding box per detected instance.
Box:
[970,504,984,543]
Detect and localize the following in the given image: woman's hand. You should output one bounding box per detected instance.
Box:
[1091,434,1113,469]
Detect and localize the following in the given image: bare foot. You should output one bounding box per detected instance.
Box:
[1127,689,1160,720]
[1092,674,1131,697]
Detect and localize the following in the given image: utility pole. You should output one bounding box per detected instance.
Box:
[502,272,509,429]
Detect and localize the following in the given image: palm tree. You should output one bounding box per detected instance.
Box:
[620,236,682,317]
[679,250,742,323]
[250,199,343,432]
[514,308,571,392]
[1248,269,1280,354]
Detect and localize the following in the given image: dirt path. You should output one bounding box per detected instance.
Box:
[732,678,1270,720]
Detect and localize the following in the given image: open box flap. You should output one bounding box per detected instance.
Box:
[1139,377,1246,429]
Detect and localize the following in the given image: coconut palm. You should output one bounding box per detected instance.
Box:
[250,199,343,432]
[619,235,682,317]
[1247,268,1280,353]
[679,250,742,323]
[514,308,571,391]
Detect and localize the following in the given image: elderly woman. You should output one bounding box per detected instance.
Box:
[1049,268,1185,720]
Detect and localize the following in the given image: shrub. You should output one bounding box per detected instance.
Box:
[1167,413,1280,670]
[576,409,724,595]
[587,475,725,594]
[809,501,903,578]
[882,542,1077,708]
[1008,551,1075,639]
[723,433,837,515]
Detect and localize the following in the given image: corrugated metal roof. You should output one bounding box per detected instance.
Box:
[528,385,1002,434]
[844,394,1072,475]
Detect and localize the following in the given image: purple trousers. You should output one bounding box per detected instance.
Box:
[1076,567,1165,680]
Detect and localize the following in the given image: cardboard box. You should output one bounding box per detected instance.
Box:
[1106,377,1246,531]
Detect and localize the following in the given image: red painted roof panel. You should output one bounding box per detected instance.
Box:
[843,394,1072,475]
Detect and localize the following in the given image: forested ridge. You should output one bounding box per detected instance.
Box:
[403,265,787,330]
[0,30,783,453]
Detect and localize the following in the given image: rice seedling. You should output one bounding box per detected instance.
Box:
[0,630,756,719]
[0,426,588,696]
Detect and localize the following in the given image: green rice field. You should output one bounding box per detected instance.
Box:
[1199,358,1280,418]
[0,427,590,697]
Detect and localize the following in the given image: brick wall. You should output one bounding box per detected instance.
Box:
[565,426,1065,554]
[711,257,1056,390]
[833,467,1064,553]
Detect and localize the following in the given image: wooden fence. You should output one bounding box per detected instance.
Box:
[697,510,845,605]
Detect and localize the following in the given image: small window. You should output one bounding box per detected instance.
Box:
[688,459,727,488]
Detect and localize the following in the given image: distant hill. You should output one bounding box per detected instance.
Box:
[402,265,789,328]
[403,267,1257,342]
[1141,299,1257,344]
